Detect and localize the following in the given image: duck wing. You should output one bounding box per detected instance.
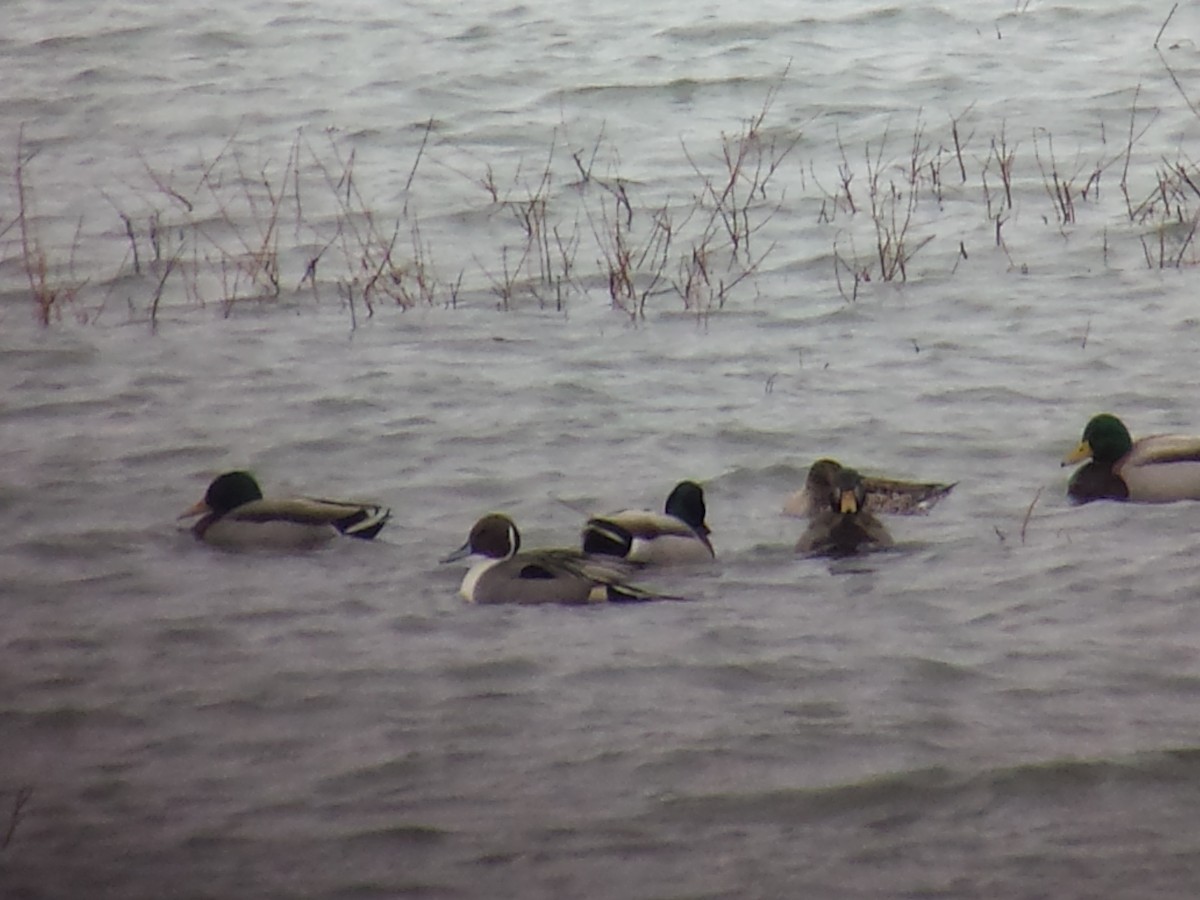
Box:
[232,497,391,539]
[1126,434,1200,466]
[786,476,955,518]
[859,476,956,515]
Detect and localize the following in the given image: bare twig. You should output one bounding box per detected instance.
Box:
[402,117,435,216]
[1157,47,1200,121]
[1019,487,1043,545]
[2,786,32,850]
[1154,2,1178,49]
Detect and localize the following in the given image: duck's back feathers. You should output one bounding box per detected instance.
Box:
[1124,434,1200,467]
[507,551,668,604]
[294,497,392,538]
[586,510,698,540]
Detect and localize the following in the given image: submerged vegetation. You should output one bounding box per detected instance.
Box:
[3,48,1200,328]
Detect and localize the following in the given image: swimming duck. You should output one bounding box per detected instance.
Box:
[1062,413,1200,504]
[179,470,391,549]
[783,458,954,517]
[795,462,894,556]
[581,480,715,565]
[443,513,683,605]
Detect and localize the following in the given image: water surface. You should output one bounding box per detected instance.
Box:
[3,2,1200,897]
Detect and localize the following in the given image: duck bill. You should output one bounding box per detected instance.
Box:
[1061,441,1092,467]
[440,542,472,564]
[178,499,211,520]
[839,490,859,515]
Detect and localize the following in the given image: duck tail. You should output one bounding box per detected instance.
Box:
[335,505,392,540]
[581,518,634,557]
[601,584,691,604]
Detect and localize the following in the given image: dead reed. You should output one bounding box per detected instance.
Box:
[5,49,1200,327]
[13,127,86,324]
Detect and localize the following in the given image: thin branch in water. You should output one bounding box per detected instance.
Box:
[1157,45,1200,121]
[1020,486,1043,545]
[149,251,181,332]
[403,117,435,216]
[1154,2,1178,49]
[3,786,32,850]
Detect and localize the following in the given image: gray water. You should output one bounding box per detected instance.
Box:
[4,2,1200,897]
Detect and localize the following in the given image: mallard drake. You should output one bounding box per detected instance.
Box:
[443,513,684,605]
[581,480,715,565]
[783,458,954,517]
[179,471,391,549]
[795,462,894,556]
[1062,413,1200,504]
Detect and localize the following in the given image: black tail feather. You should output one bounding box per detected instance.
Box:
[334,506,391,540]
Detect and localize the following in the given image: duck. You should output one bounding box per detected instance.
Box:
[795,462,894,556]
[1062,413,1200,504]
[580,480,715,565]
[443,513,684,605]
[179,470,391,549]
[783,458,954,517]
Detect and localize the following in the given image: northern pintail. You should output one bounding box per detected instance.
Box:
[444,513,683,604]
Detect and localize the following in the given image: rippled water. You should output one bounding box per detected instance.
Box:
[4,2,1200,897]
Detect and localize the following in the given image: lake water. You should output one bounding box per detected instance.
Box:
[4,1,1200,897]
